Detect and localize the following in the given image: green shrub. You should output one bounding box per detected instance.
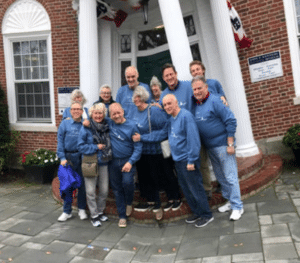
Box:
[282,124,300,150]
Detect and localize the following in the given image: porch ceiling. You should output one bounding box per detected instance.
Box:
[105,0,159,15]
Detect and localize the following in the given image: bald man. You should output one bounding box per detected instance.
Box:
[116,66,152,119]
[133,94,213,228]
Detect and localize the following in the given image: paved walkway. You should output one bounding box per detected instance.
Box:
[1,162,300,263]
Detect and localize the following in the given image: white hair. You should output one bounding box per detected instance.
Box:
[71,89,87,105]
[99,84,112,95]
[132,86,150,103]
[88,103,107,117]
[150,76,162,89]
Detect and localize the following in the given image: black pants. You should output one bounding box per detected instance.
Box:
[136,154,181,206]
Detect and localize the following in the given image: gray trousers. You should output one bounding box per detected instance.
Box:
[84,165,109,218]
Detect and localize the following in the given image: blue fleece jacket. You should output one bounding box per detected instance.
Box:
[160,80,194,112]
[116,82,152,119]
[132,105,168,155]
[57,118,83,161]
[141,109,200,164]
[206,79,226,97]
[107,118,142,164]
[193,94,237,148]
[77,125,109,165]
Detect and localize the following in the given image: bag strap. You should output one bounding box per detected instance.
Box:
[147,105,152,133]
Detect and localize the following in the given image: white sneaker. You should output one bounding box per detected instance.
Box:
[230,209,244,221]
[58,212,72,222]
[78,209,88,220]
[218,202,231,213]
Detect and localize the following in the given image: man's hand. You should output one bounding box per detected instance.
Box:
[83,119,90,127]
[132,133,141,142]
[227,146,235,155]
[220,96,228,106]
[121,162,132,173]
[187,164,195,171]
[97,144,106,150]
[61,160,67,166]
[151,102,162,109]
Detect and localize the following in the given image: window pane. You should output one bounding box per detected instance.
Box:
[121,61,131,86]
[18,94,25,105]
[17,83,25,93]
[39,54,47,66]
[19,107,26,118]
[121,35,131,53]
[138,27,167,51]
[25,84,33,93]
[26,94,34,105]
[39,40,47,53]
[14,56,21,67]
[184,15,196,36]
[15,68,22,80]
[23,67,31,79]
[27,107,34,118]
[32,67,39,79]
[44,107,51,118]
[13,43,21,55]
[30,41,39,54]
[42,82,49,93]
[22,55,30,67]
[35,94,42,105]
[40,67,48,79]
[21,41,30,54]
[34,83,42,93]
[36,107,43,118]
[43,94,50,105]
[190,43,202,61]
[31,55,39,66]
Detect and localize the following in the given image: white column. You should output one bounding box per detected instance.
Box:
[210,0,259,157]
[158,0,193,80]
[79,0,99,108]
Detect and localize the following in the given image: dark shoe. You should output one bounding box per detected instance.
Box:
[164,201,173,212]
[185,214,201,224]
[152,203,161,213]
[205,190,212,201]
[91,217,101,227]
[195,216,214,228]
[98,213,108,222]
[171,200,182,211]
[134,203,154,212]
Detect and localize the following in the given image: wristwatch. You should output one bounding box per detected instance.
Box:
[228,143,234,147]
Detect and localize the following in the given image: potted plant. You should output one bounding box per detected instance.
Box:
[19,148,60,184]
[282,124,300,164]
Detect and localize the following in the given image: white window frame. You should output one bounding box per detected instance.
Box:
[2,0,56,131]
[283,0,300,104]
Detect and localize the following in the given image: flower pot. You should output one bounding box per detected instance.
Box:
[293,149,300,165]
[23,164,58,184]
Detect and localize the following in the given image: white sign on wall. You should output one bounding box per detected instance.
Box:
[248,51,283,83]
[58,87,79,115]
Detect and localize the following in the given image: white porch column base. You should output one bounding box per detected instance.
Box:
[79,0,99,108]
[210,0,259,158]
[158,0,193,80]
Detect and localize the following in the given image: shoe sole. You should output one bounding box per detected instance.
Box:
[163,205,173,212]
[229,209,244,221]
[134,207,154,212]
[185,218,200,224]
[171,203,182,211]
[58,215,72,222]
[195,217,214,228]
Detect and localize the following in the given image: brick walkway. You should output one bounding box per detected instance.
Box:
[0,160,300,262]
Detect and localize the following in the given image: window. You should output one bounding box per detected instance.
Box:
[13,40,51,121]
[121,34,131,53]
[2,0,55,128]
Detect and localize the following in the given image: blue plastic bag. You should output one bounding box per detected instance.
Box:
[57,164,82,201]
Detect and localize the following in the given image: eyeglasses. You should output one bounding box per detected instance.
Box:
[71,108,83,111]
[101,92,111,95]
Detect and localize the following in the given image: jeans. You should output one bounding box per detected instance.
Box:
[63,152,86,214]
[84,165,109,218]
[208,146,243,210]
[174,159,212,219]
[200,145,212,191]
[109,158,136,219]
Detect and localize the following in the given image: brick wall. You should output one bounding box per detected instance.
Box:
[0,0,79,154]
[231,0,300,140]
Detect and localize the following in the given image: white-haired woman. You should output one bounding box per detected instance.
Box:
[150,76,162,103]
[132,86,181,220]
[78,103,112,227]
[63,89,89,120]
[93,84,115,113]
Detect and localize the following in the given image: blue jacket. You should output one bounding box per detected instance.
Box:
[160,80,194,112]
[77,125,109,165]
[132,105,167,155]
[57,118,83,162]
[108,118,142,165]
[141,109,200,164]
[206,79,226,97]
[193,94,237,148]
[116,82,152,119]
